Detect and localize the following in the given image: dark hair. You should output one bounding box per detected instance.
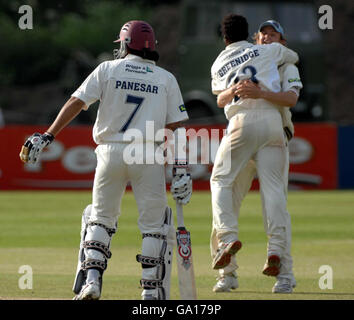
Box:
[127,46,159,62]
[221,14,249,43]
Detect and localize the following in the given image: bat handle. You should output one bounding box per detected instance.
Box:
[176,202,185,229]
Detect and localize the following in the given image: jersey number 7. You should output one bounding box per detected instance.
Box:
[119,94,145,133]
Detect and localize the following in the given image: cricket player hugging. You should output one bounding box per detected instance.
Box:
[209,14,300,293]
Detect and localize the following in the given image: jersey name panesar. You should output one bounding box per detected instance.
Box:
[115,80,158,94]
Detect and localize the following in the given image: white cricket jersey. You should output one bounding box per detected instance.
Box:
[72,54,188,144]
[279,63,303,138]
[211,41,298,120]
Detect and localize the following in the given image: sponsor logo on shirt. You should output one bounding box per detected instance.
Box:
[288,78,301,83]
[125,63,154,74]
[179,104,187,112]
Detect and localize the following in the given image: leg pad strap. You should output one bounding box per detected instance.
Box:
[142,233,166,241]
[136,254,164,268]
[88,222,116,237]
[81,259,107,272]
[140,279,163,289]
[83,240,112,259]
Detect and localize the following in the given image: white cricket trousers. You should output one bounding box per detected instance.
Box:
[211,109,289,263]
[210,144,293,279]
[88,143,167,233]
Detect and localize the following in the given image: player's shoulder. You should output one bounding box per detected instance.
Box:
[281,62,299,71]
[154,64,171,76]
[279,63,302,85]
[259,42,284,53]
[211,49,227,73]
[279,62,299,74]
[95,59,120,72]
[156,65,179,83]
[268,42,284,49]
[269,42,283,48]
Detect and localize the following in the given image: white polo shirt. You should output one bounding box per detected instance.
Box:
[211,41,299,120]
[72,54,188,144]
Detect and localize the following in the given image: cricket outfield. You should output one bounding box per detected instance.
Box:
[0,190,353,300]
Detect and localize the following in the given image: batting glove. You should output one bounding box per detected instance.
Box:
[171,163,192,205]
[19,132,54,164]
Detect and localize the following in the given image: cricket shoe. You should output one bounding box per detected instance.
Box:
[213,272,239,292]
[272,277,296,293]
[212,240,242,270]
[262,255,281,277]
[74,280,101,300]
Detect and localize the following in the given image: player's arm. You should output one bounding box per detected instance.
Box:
[216,84,238,108]
[19,62,104,164]
[271,42,299,66]
[260,90,298,107]
[47,97,86,137]
[19,96,86,163]
[211,58,230,108]
[165,121,184,131]
[165,74,192,205]
[234,80,298,107]
[170,126,192,206]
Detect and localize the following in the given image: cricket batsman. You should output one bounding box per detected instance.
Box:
[19,20,192,300]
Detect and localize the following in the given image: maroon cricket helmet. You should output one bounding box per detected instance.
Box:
[114,20,156,51]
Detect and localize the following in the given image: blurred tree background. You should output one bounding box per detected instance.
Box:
[314,0,354,125]
[0,0,353,125]
[0,0,181,124]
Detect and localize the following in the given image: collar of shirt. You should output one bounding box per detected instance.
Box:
[125,54,156,65]
[225,40,252,50]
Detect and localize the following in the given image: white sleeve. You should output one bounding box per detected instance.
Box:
[269,43,299,66]
[280,63,303,93]
[211,62,225,95]
[166,75,189,124]
[71,62,107,110]
[211,78,224,95]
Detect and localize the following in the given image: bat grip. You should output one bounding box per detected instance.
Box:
[176,202,185,229]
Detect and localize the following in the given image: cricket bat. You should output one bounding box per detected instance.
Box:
[175,201,197,300]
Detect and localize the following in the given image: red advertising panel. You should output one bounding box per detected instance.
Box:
[288,123,338,189]
[185,123,338,190]
[0,123,337,190]
[0,126,96,190]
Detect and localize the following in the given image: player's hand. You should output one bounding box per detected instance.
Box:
[234,80,262,99]
[171,163,192,205]
[19,132,54,163]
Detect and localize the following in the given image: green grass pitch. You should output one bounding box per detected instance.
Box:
[0,190,353,300]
